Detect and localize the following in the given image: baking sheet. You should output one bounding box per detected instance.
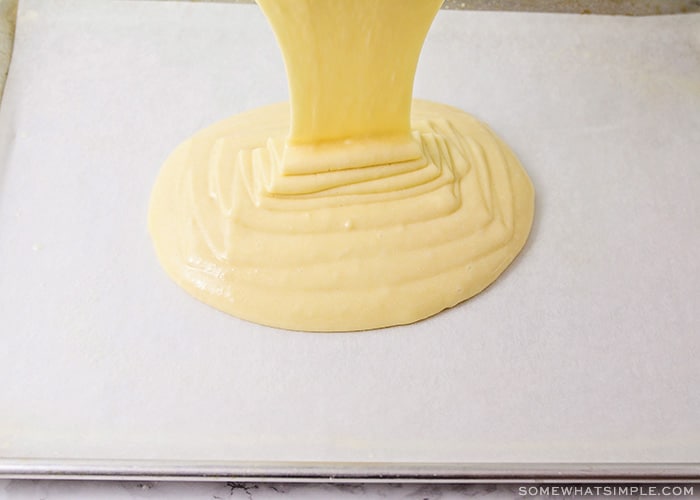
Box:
[1,0,699,471]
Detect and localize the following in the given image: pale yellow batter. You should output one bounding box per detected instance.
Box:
[149,0,534,332]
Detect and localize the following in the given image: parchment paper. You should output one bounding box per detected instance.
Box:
[1,0,699,464]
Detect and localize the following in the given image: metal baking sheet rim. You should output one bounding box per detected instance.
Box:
[1,460,700,482]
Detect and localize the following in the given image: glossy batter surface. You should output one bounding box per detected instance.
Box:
[149,1,534,331]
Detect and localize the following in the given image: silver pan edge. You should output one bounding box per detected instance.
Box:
[1,459,699,482]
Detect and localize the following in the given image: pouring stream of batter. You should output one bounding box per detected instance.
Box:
[149,0,535,331]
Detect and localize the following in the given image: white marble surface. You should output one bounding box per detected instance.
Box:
[0,480,518,499]
[4,481,700,499]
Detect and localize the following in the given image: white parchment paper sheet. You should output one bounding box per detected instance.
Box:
[1,0,699,463]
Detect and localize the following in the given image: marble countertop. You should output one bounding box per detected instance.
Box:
[0,480,521,499]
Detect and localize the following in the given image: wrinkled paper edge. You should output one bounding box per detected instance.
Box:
[0,0,17,99]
